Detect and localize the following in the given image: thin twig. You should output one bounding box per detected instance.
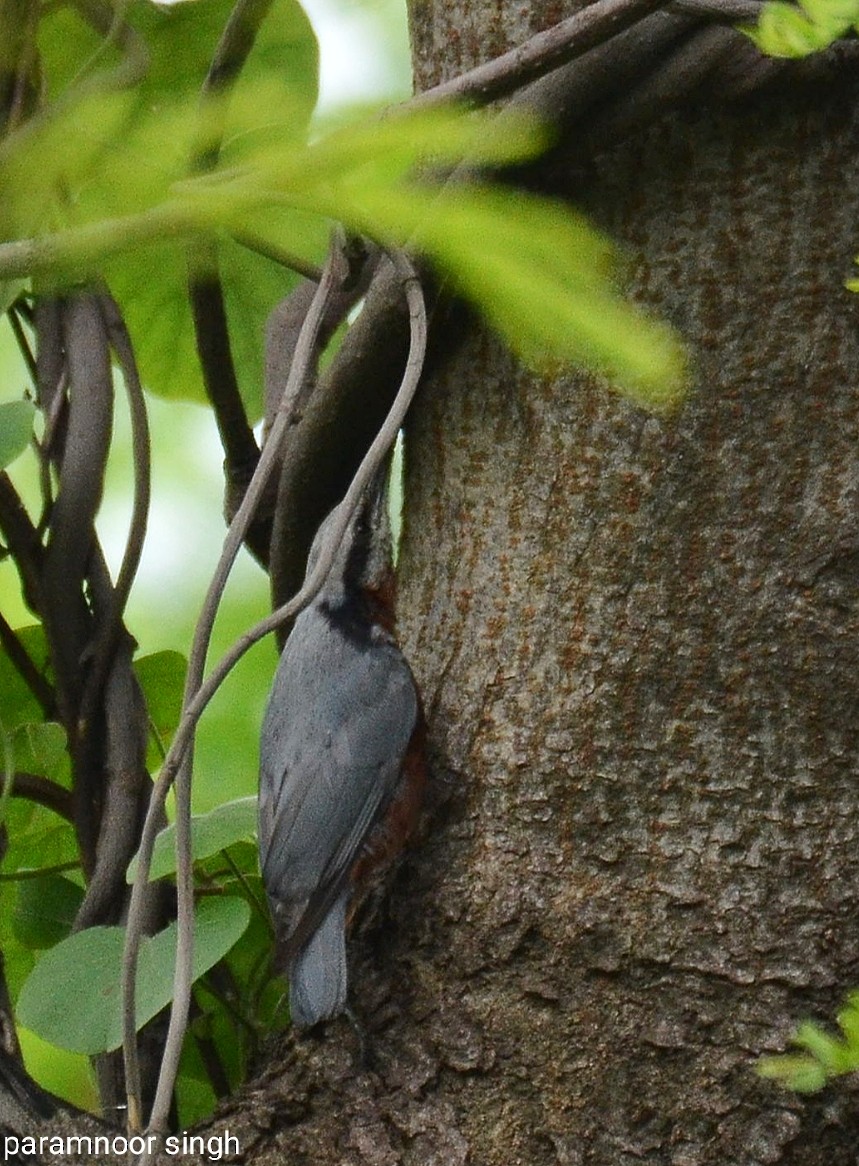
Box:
[78,294,151,734]
[670,0,764,19]
[7,304,37,384]
[231,230,323,281]
[187,0,280,569]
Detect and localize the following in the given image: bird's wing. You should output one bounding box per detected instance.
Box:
[259,612,418,957]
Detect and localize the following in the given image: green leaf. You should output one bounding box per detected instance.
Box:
[757,1053,828,1092]
[0,625,50,732]
[109,0,319,407]
[0,400,34,470]
[13,722,69,784]
[13,875,83,949]
[128,795,258,882]
[742,0,858,56]
[133,649,187,762]
[23,0,319,405]
[793,1020,849,1073]
[0,799,77,874]
[16,896,251,1053]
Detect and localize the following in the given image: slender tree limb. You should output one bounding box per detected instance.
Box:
[187,0,283,568]
[188,267,268,559]
[7,771,73,820]
[68,0,150,91]
[40,295,113,873]
[0,472,42,616]
[411,0,672,109]
[581,23,739,145]
[6,303,36,384]
[0,611,53,716]
[231,230,323,280]
[671,0,764,18]
[268,260,416,617]
[99,294,151,624]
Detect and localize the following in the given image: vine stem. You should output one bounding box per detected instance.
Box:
[123,249,425,1159]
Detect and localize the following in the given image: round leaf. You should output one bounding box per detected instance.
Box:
[16,896,251,1053]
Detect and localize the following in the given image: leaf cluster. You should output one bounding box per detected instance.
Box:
[758,991,859,1093]
[742,0,859,58]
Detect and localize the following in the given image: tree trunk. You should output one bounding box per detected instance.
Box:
[396,13,859,1165]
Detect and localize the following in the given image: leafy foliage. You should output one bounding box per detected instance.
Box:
[742,0,859,57]
[17,897,251,1054]
[0,7,687,406]
[127,796,258,882]
[759,992,859,1091]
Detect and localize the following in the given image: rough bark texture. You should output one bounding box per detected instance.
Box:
[394,14,859,1166]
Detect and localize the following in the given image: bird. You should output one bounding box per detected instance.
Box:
[258,486,424,1029]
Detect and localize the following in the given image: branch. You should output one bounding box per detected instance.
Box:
[0,472,43,615]
[268,260,415,617]
[77,293,151,727]
[7,771,73,820]
[411,0,668,108]
[6,302,36,384]
[186,0,283,568]
[0,611,53,716]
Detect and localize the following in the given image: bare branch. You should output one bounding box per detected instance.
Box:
[231,230,323,281]
[0,471,42,615]
[6,302,36,384]
[186,0,285,568]
[410,0,667,109]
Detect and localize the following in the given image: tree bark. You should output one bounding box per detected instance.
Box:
[396,13,859,1166]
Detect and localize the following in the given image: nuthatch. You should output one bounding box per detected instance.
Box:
[258,488,424,1029]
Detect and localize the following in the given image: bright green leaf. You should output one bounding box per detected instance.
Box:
[0,400,34,470]
[16,896,251,1053]
[757,1053,828,1092]
[0,799,78,875]
[742,0,858,56]
[793,1020,850,1073]
[13,722,69,785]
[128,795,258,882]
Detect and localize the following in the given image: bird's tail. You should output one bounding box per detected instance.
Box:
[287,893,348,1029]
